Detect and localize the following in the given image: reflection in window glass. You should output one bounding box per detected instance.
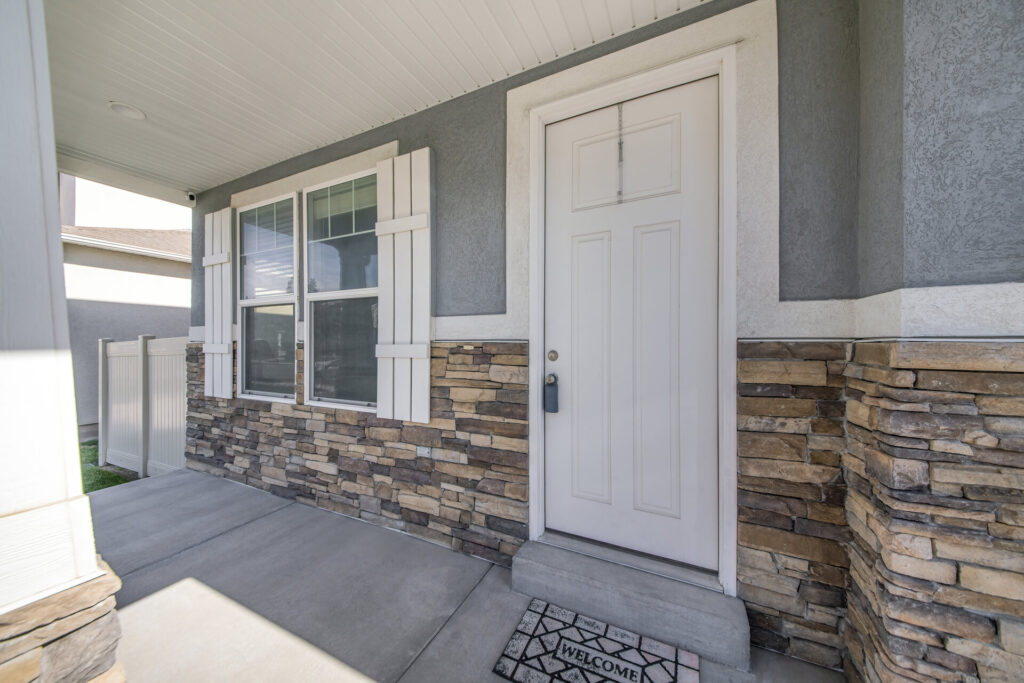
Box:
[310,298,377,405]
[240,198,294,299]
[307,175,377,293]
[243,305,295,396]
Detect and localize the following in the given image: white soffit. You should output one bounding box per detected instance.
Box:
[44,0,703,198]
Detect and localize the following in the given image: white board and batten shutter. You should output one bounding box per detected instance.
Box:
[203,207,234,398]
[376,148,432,423]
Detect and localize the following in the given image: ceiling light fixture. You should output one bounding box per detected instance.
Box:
[107,101,147,121]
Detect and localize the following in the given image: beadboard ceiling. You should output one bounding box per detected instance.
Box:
[44,0,702,203]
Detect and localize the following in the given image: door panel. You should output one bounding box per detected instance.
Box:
[633,221,680,518]
[570,232,611,503]
[544,77,720,568]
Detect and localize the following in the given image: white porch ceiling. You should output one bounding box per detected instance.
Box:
[44,0,702,201]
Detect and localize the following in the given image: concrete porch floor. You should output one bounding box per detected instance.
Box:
[89,470,843,682]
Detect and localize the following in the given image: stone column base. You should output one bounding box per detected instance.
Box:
[0,558,122,683]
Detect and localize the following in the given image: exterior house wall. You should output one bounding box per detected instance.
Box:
[843,342,1024,682]
[857,0,905,298]
[735,342,851,670]
[63,243,190,427]
[858,0,1024,298]
[902,0,1024,290]
[187,342,531,564]
[180,0,1024,679]
[191,0,870,324]
[778,0,859,301]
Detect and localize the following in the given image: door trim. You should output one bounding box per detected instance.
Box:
[526,46,739,596]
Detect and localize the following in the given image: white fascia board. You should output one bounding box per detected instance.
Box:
[61,233,191,262]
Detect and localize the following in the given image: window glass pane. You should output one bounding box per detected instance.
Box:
[329,183,353,237]
[241,248,293,298]
[240,198,294,299]
[306,176,377,293]
[307,188,330,242]
[353,175,377,233]
[311,298,377,404]
[275,200,293,247]
[256,204,276,251]
[243,304,295,396]
[241,209,259,252]
[307,232,377,293]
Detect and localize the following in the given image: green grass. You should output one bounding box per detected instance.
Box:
[80,439,99,466]
[79,440,129,493]
[83,467,129,492]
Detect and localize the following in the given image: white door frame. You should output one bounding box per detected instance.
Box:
[527,45,739,596]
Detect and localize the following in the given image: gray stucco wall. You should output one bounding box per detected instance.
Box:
[65,244,190,426]
[778,0,860,300]
[857,0,905,297]
[191,0,1024,319]
[193,0,867,324]
[902,0,1024,290]
[194,82,509,320]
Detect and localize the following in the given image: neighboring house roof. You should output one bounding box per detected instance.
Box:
[61,226,191,263]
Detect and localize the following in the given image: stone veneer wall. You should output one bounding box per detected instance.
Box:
[735,341,852,670]
[186,341,531,565]
[0,560,122,683]
[186,336,1024,679]
[843,342,1024,683]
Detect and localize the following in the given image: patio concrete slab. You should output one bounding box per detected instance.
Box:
[398,565,530,683]
[118,577,373,682]
[92,470,845,682]
[89,469,290,575]
[100,472,490,682]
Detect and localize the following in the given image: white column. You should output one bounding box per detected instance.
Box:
[0,0,101,614]
[59,172,76,226]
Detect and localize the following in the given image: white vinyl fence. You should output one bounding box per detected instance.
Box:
[98,335,187,477]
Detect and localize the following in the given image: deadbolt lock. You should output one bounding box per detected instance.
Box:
[544,373,559,413]
[547,350,559,361]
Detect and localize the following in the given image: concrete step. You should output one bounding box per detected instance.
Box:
[511,541,751,672]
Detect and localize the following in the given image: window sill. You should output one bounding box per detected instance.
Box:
[304,399,377,415]
[237,393,296,405]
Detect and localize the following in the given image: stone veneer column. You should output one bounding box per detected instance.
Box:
[187,342,530,564]
[0,562,122,682]
[735,341,852,670]
[844,342,1024,682]
[0,1,122,679]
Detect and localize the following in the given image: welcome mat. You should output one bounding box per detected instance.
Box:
[494,599,700,683]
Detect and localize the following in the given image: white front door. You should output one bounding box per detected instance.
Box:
[543,77,720,569]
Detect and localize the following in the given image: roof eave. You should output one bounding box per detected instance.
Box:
[61,233,191,263]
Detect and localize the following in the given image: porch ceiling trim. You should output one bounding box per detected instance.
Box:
[57,152,195,207]
[45,0,704,198]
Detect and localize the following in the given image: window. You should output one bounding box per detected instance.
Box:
[238,196,296,398]
[304,173,378,406]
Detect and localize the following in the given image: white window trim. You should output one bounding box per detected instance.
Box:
[231,142,397,209]
[235,192,299,403]
[301,168,380,411]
